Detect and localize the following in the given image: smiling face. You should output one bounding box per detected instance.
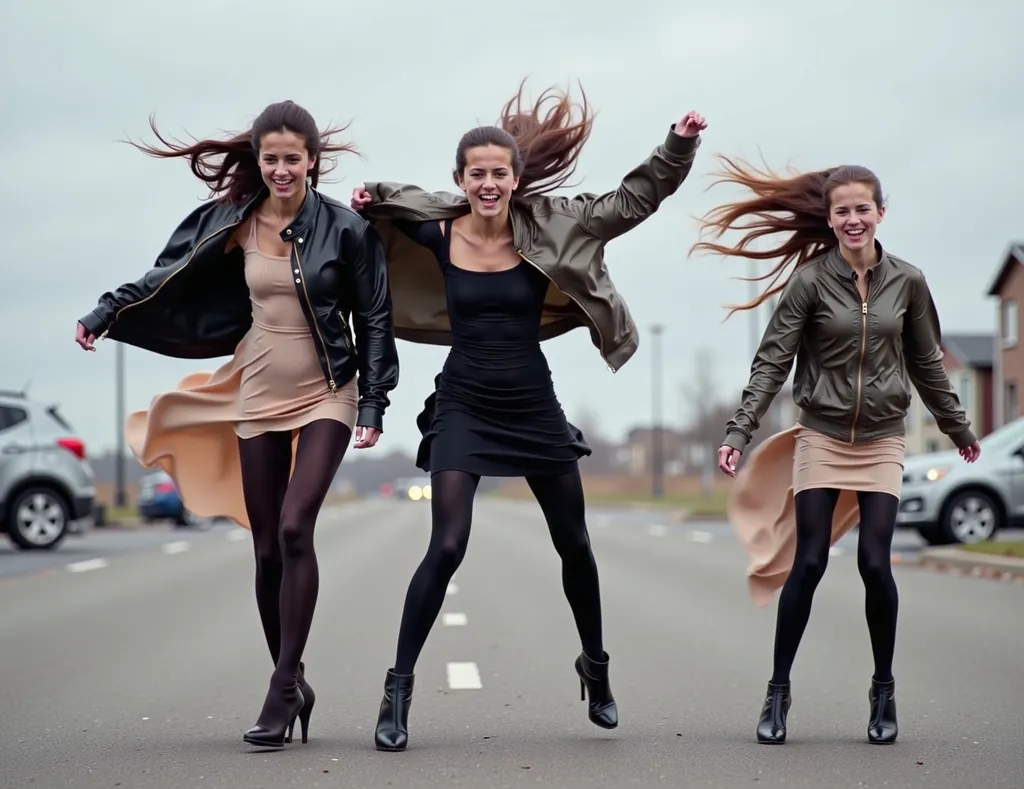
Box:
[456,144,520,218]
[827,181,885,254]
[258,130,315,202]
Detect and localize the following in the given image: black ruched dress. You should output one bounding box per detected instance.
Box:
[397,218,591,477]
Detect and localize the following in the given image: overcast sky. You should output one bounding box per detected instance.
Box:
[3,0,1021,459]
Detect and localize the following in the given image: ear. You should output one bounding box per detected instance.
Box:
[307,155,317,174]
[453,169,467,192]
[877,205,886,223]
[511,175,520,192]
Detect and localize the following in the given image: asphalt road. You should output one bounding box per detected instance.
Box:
[1,498,1021,789]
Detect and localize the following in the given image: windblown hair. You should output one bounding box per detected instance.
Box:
[689,157,885,317]
[126,100,360,204]
[453,79,595,200]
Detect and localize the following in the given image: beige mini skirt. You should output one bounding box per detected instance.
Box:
[792,425,905,499]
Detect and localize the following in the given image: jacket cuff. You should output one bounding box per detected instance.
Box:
[79,310,108,338]
[356,405,383,432]
[665,126,701,157]
[721,431,749,453]
[948,426,977,450]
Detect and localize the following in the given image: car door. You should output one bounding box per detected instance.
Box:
[0,404,38,505]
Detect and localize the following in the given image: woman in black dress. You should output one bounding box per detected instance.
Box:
[352,83,707,751]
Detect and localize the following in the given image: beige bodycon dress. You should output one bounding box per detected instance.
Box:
[124,220,359,529]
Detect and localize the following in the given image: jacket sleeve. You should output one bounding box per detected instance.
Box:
[348,222,400,431]
[903,272,976,448]
[562,126,701,242]
[722,273,814,453]
[77,201,219,338]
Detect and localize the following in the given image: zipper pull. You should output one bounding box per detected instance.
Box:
[862,302,868,315]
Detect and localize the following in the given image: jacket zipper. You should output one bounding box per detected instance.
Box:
[293,242,337,391]
[98,221,241,339]
[337,310,353,349]
[850,295,869,441]
[516,247,617,373]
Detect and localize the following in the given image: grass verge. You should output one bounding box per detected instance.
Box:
[958,540,1024,559]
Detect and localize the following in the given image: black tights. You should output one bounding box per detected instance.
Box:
[392,468,604,674]
[770,488,900,685]
[238,419,351,718]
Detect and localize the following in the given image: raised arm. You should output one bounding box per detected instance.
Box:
[561,112,705,242]
[722,272,815,455]
[348,222,400,433]
[902,271,976,449]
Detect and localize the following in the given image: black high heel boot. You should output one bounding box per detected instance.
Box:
[756,681,791,743]
[374,669,414,752]
[243,679,306,748]
[574,651,618,729]
[285,662,316,744]
[867,677,898,744]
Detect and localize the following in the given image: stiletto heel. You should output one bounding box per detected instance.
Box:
[756,681,791,743]
[243,680,305,749]
[574,651,618,729]
[374,669,415,751]
[867,677,898,744]
[298,696,314,744]
[286,661,316,744]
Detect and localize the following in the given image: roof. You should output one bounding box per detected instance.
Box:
[985,242,1024,296]
[943,333,995,369]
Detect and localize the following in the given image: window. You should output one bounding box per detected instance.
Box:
[955,371,973,416]
[0,406,28,432]
[1002,299,1018,347]
[1005,380,1019,424]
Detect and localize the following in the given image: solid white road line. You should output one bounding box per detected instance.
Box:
[66,558,108,573]
[162,541,190,555]
[442,612,467,627]
[446,582,459,595]
[828,546,844,557]
[687,530,714,543]
[446,662,482,690]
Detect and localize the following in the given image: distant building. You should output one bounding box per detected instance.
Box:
[986,242,1024,428]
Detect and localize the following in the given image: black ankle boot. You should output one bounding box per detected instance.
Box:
[243,677,305,748]
[574,651,618,729]
[285,661,316,744]
[756,681,791,743]
[867,677,898,744]
[374,669,414,751]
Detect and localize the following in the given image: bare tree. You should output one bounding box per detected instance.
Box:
[572,402,619,474]
[679,347,732,493]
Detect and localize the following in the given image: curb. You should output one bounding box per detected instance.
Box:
[907,546,1024,584]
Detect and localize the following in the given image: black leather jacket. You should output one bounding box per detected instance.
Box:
[78,186,399,431]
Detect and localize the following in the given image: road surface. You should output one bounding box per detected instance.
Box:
[1,498,1021,788]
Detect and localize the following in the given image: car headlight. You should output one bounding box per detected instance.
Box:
[408,486,423,501]
[924,466,951,482]
[423,484,432,500]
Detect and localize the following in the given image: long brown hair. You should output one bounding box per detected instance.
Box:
[689,156,885,317]
[125,100,360,205]
[453,79,595,200]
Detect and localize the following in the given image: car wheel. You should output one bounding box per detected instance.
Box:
[7,486,71,550]
[938,488,1002,545]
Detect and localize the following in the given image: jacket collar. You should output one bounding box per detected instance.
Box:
[236,185,322,240]
[823,240,892,286]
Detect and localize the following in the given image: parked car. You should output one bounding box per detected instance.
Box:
[137,471,203,527]
[394,476,432,502]
[898,416,1024,545]
[0,390,95,550]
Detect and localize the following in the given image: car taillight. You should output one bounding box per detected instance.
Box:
[156,482,176,494]
[58,437,86,460]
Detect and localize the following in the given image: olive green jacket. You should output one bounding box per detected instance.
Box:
[723,244,976,452]
[360,127,701,372]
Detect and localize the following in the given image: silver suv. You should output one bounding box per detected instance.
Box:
[0,391,95,550]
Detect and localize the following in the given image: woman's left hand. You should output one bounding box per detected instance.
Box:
[959,441,981,463]
[355,426,381,449]
[673,111,707,138]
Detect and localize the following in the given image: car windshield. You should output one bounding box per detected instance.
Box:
[977,416,1024,455]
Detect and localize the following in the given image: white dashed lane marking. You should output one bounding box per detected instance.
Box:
[226,530,248,542]
[442,612,467,626]
[686,530,714,543]
[446,662,482,689]
[446,582,459,595]
[66,558,108,573]
[161,541,190,555]
[647,523,668,537]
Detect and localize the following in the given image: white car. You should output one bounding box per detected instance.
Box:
[898,416,1024,545]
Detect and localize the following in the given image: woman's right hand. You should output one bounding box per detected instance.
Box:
[350,184,372,211]
[718,445,741,477]
[75,322,97,351]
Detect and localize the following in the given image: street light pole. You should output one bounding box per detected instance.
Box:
[114,342,127,509]
[651,323,664,498]
[748,259,760,360]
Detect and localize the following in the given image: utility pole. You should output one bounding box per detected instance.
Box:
[115,342,127,509]
[651,324,664,498]
[748,259,760,360]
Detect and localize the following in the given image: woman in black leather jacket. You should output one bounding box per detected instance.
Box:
[74,100,399,749]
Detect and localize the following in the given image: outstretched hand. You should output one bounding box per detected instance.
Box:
[673,111,707,138]
[959,441,981,463]
[354,426,381,449]
[718,445,741,477]
[75,322,97,351]
[351,184,372,212]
